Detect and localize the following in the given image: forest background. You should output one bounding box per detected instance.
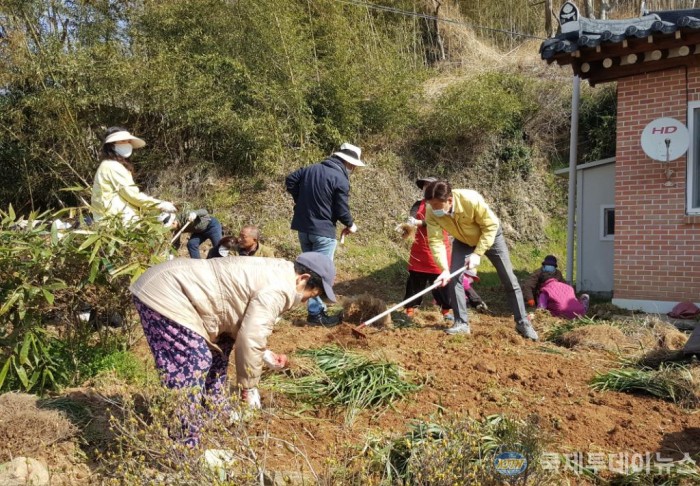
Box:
[6,3,700,485]
[0,0,625,242]
[0,0,630,394]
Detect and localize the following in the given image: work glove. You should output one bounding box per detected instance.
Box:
[406,216,421,227]
[465,253,481,270]
[157,201,177,213]
[435,269,451,287]
[187,211,197,222]
[241,388,261,409]
[262,350,288,371]
[340,223,358,241]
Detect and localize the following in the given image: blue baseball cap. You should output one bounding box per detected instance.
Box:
[295,252,337,302]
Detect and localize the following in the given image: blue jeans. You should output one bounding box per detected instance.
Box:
[187,217,222,259]
[298,232,337,315]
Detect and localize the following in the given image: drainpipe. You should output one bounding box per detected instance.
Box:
[566,75,580,285]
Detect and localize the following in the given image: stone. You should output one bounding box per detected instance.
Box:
[0,457,50,486]
[263,470,307,485]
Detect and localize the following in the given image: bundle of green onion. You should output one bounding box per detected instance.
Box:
[590,364,699,408]
[267,345,421,419]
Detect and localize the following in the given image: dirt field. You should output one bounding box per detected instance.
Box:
[2,285,698,483]
[259,301,700,476]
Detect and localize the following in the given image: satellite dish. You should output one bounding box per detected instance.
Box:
[641,117,689,162]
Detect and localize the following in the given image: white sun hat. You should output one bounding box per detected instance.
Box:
[104,130,146,149]
[333,142,365,166]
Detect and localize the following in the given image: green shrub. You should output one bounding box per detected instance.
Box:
[100,385,260,485]
[361,414,557,485]
[0,0,425,206]
[93,350,153,386]
[0,204,169,394]
[423,72,538,151]
[0,328,68,394]
[578,84,617,163]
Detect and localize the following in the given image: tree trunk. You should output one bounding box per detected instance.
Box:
[545,0,554,37]
[422,0,445,65]
[583,0,595,19]
[600,1,617,20]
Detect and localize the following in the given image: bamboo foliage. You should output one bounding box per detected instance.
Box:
[0,0,428,207]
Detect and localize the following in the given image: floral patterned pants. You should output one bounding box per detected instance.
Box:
[132,296,234,446]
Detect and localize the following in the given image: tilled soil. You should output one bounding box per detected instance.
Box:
[6,286,698,483]
[258,304,700,475]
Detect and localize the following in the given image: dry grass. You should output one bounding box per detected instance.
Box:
[395,222,416,241]
[623,319,689,355]
[558,325,632,352]
[632,319,691,368]
[342,294,391,327]
[0,393,78,462]
[545,315,693,374]
[651,321,689,350]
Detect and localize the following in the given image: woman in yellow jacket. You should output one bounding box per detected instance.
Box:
[91,127,176,223]
[424,180,538,340]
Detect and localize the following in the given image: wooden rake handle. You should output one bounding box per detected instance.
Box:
[362,265,468,328]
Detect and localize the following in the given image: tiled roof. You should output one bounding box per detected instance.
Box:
[540,8,700,60]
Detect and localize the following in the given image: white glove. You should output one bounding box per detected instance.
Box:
[187,211,197,222]
[407,217,421,227]
[262,350,288,371]
[242,388,261,409]
[465,253,481,269]
[341,223,358,240]
[157,201,177,213]
[435,269,451,287]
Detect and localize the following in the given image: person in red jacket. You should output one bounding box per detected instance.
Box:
[403,178,488,319]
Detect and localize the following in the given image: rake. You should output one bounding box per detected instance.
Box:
[351,265,476,339]
[170,223,187,244]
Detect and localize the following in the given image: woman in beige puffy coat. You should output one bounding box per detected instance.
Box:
[130,252,336,446]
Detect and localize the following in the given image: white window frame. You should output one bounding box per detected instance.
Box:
[600,205,614,241]
[687,101,700,213]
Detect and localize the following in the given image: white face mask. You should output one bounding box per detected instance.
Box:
[114,143,133,158]
[218,248,230,257]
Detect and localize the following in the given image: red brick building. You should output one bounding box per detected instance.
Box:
[541,2,700,312]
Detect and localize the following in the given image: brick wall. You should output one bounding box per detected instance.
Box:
[615,66,700,302]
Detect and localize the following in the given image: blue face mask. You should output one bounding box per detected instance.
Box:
[429,201,450,217]
[542,265,556,273]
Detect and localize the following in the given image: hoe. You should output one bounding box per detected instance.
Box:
[352,266,476,339]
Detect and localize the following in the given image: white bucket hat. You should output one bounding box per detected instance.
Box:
[333,142,365,167]
[104,130,146,149]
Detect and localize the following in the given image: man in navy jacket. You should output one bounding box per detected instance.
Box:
[285,143,364,325]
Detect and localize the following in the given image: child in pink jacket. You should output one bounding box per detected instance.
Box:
[537,276,589,319]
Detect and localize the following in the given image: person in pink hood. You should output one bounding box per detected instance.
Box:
[537,276,590,319]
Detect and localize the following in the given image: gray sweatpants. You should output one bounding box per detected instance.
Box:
[448,228,529,327]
